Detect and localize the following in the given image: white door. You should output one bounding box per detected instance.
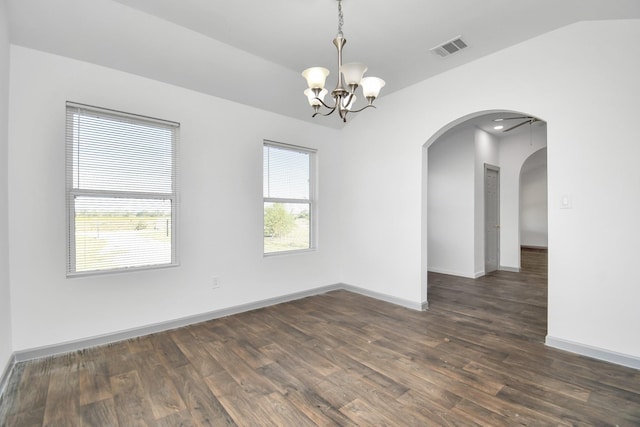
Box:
[485,165,500,273]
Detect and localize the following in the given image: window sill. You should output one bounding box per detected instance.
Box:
[67,262,179,278]
[263,248,317,258]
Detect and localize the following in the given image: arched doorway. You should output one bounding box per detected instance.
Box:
[423,110,548,337]
[425,111,546,276]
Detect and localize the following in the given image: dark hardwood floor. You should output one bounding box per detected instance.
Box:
[1,248,639,426]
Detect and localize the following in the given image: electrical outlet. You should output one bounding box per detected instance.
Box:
[212,276,220,290]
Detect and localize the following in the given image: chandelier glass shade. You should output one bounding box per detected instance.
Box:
[302,0,385,122]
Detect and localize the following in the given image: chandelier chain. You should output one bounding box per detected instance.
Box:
[337,0,344,37]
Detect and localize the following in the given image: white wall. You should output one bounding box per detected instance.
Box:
[8,46,344,351]
[427,126,475,277]
[5,17,640,366]
[0,0,13,375]
[499,124,547,269]
[520,148,548,247]
[474,128,499,275]
[340,20,640,360]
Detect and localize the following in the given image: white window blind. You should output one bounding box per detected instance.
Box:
[263,141,315,254]
[66,102,179,275]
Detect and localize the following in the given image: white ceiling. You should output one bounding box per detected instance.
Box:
[6,0,640,128]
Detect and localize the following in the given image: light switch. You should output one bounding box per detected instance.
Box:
[560,194,572,209]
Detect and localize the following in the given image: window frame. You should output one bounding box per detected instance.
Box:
[65,102,180,277]
[263,140,317,256]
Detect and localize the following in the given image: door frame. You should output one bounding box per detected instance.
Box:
[484,163,500,273]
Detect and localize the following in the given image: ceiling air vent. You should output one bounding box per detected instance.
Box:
[430,36,468,57]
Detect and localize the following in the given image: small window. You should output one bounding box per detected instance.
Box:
[263,141,316,254]
[66,102,179,275]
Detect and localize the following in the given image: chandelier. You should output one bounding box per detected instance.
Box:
[302,0,385,123]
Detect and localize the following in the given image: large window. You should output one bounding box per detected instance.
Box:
[263,141,316,254]
[66,102,179,275]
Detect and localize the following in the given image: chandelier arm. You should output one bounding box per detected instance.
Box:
[313,107,337,117]
[314,96,338,110]
[347,104,377,114]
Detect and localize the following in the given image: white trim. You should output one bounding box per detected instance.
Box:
[12,284,425,362]
[263,248,317,258]
[14,284,339,362]
[340,284,424,311]
[499,265,520,272]
[428,267,480,279]
[546,336,640,370]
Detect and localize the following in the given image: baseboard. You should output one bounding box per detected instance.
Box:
[546,336,640,370]
[499,265,520,273]
[340,283,424,311]
[427,268,478,279]
[14,283,424,362]
[14,284,341,362]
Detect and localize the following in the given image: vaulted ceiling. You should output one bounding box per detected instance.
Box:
[6,0,640,128]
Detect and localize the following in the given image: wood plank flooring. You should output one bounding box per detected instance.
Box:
[1,248,640,426]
